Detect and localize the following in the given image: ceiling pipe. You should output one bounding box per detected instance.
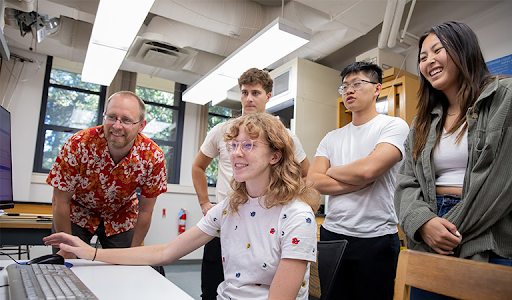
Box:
[400,0,417,43]
[388,0,406,48]
[378,0,397,49]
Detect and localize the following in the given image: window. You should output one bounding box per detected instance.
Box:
[205,104,237,186]
[33,56,106,172]
[34,57,185,185]
[135,84,185,184]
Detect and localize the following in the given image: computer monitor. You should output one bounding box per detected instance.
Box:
[0,105,14,209]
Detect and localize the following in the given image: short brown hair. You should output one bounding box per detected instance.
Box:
[238,68,273,94]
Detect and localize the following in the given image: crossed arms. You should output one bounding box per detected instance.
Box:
[307,142,403,195]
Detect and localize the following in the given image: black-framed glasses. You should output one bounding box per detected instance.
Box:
[338,79,379,94]
[226,140,257,154]
[103,114,143,126]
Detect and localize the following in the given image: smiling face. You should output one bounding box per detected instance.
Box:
[240,83,270,116]
[342,72,381,114]
[229,126,281,197]
[104,94,146,154]
[419,33,460,101]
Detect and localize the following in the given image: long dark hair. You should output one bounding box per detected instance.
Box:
[412,21,493,161]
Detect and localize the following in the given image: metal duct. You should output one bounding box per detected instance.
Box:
[379,0,397,49]
[388,0,407,48]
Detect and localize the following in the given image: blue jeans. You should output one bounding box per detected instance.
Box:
[411,195,512,300]
[436,194,460,217]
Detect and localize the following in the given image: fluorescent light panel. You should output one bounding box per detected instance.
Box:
[183,17,312,105]
[82,0,155,86]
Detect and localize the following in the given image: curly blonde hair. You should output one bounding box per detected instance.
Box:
[224,113,320,213]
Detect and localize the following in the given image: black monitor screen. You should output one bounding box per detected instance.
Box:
[0,105,14,209]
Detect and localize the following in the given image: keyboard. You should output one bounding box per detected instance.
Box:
[6,264,98,300]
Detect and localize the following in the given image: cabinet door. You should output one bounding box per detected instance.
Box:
[337,75,419,128]
[337,97,352,128]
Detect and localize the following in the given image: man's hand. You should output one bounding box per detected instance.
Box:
[201,202,216,215]
[418,217,462,255]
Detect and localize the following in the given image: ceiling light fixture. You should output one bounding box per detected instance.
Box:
[182,17,312,105]
[81,0,155,86]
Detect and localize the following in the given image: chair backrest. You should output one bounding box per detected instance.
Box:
[394,249,512,300]
[317,240,348,300]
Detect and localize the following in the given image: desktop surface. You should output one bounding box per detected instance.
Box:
[0,260,195,300]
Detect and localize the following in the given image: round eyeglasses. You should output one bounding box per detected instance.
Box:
[226,140,260,154]
[338,79,379,94]
[104,114,143,126]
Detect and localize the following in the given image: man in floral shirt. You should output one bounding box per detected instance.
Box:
[47,91,167,258]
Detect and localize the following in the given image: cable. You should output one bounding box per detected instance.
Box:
[20,0,43,82]
[6,62,25,110]
[1,58,16,107]
[0,251,21,264]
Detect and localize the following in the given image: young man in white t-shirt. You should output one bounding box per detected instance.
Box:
[307,62,409,300]
[191,68,310,300]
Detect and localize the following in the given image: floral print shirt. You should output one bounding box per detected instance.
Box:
[197,196,317,300]
[47,126,167,236]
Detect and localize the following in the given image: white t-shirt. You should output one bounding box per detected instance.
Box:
[315,114,409,237]
[434,125,468,187]
[201,120,308,202]
[197,196,317,300]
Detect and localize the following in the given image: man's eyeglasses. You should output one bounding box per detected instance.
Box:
[103,115,143,126]
[226,140,258,154]
[338,79,379,94]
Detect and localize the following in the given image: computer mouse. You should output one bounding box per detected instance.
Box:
[25,254,65,265]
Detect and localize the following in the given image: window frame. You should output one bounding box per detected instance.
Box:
[33,56,107,173]
[135,83,186,184]
[204,104,236,186]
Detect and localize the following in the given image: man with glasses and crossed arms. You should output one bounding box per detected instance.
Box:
[47,91,167,259]
[307,62,409,300]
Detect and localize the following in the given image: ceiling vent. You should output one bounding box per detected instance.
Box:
[126,36,197,71]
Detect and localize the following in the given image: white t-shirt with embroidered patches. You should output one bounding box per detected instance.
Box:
[197,196,317,300]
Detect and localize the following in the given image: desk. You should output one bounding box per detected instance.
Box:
[0,204,53,246]
[0,260,195,300]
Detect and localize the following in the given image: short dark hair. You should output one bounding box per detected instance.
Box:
[238,68,273,94]
[340,61,383,84]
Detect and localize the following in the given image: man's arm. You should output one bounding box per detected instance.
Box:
[192,151,215,215]
[307,156,367,195]
[300,157,310,180]
[52,188,75,258]
[325,142,402,186]
[52,188,74,234]
[131,195,157,247]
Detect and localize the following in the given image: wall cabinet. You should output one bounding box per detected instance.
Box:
[338,68,420,127]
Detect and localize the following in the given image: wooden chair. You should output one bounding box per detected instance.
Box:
[394,249,512,300]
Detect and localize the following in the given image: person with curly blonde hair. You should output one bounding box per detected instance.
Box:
[191,67,310,299]
[45,113,320,300]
